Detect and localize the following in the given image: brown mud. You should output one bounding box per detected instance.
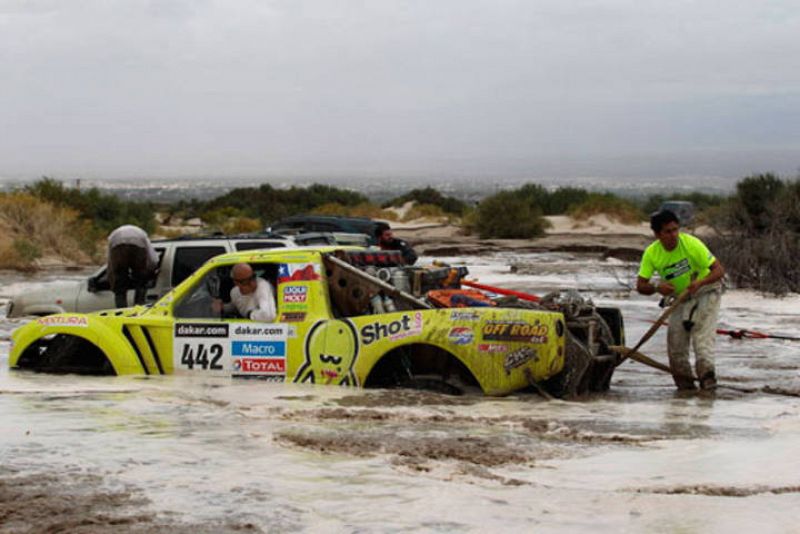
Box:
[632,484,800,497]
[0,467,262,534]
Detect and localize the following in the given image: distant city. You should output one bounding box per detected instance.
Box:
[0,174,738,204]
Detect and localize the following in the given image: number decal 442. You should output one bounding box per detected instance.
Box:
[175,342,229,373]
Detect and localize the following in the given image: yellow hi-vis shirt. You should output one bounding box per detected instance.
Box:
[638,233,716,295]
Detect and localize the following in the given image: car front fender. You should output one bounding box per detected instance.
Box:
[9,314,145,375]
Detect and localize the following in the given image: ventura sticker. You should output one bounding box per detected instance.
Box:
[37,316,89,327]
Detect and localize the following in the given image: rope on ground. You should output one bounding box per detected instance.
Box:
[610,345,800,398]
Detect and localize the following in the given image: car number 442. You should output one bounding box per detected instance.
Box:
[179,343,224,370]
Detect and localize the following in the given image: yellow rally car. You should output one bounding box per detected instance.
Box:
[9,247,624,397]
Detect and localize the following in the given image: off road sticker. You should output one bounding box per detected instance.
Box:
[295,320,359,386]
[173,322,288,378]
[481,321,549,343]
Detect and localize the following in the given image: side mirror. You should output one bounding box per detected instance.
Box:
[87,277,98,292]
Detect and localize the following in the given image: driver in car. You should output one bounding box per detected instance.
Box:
[212,263,276,322]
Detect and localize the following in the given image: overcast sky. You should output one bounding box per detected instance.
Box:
[1,0,798,182]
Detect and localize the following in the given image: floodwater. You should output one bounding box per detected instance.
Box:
[2,253,800,533]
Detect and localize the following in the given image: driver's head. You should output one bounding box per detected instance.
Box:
[231,263,257,295]
[374,222,392,244]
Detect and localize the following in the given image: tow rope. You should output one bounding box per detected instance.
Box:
[642,320,800,341]
[461,280,540,302]
[610,345,800,398]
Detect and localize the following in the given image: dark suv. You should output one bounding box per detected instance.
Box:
[267,215,380,245]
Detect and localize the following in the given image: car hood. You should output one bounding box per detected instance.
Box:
[8,281,82,316]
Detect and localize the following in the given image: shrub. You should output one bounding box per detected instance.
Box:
[383,187,468,215]
[401,203,448,221]
[708,174,800,294]
[569,195,641,223]
[568,193,643,224]
[0,192,96,269]
[205,183,370,222]
[310,202,395,220]
[222,217,262,235]
[25,177,155,234]
[474,191,549,239]
[13,238,42,264]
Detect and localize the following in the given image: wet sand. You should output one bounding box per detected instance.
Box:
[2,254,800,532]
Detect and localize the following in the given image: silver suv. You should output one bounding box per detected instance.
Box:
[6,234,295,317]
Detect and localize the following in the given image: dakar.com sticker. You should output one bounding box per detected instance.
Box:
[448,327,474,345]
[37,316,88,327]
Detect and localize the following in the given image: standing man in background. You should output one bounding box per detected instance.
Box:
[374,222,418,265]
[107,225,159,307]
[636,210,725,391]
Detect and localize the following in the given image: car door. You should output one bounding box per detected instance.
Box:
[75,247,167,312]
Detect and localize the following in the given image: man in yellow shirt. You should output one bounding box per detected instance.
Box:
[637,210,725,390]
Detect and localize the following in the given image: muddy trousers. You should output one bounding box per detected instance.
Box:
[667,287,721,389]
[108,244,151,308]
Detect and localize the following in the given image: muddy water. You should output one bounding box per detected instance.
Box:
[1,255,800,533]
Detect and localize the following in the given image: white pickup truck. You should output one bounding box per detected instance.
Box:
[6,234,295,317]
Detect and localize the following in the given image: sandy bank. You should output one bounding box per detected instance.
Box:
[393,214,653,260]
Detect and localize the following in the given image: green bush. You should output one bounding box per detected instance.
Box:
[475,191,549,239]
[383,187,468,215]
[12,238,42,264]
[204,183,370,223]
[709,174,800,294]
[25,177,155,235]
[568,193,643,224]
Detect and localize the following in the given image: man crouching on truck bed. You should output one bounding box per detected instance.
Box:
[636,209,725,391]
